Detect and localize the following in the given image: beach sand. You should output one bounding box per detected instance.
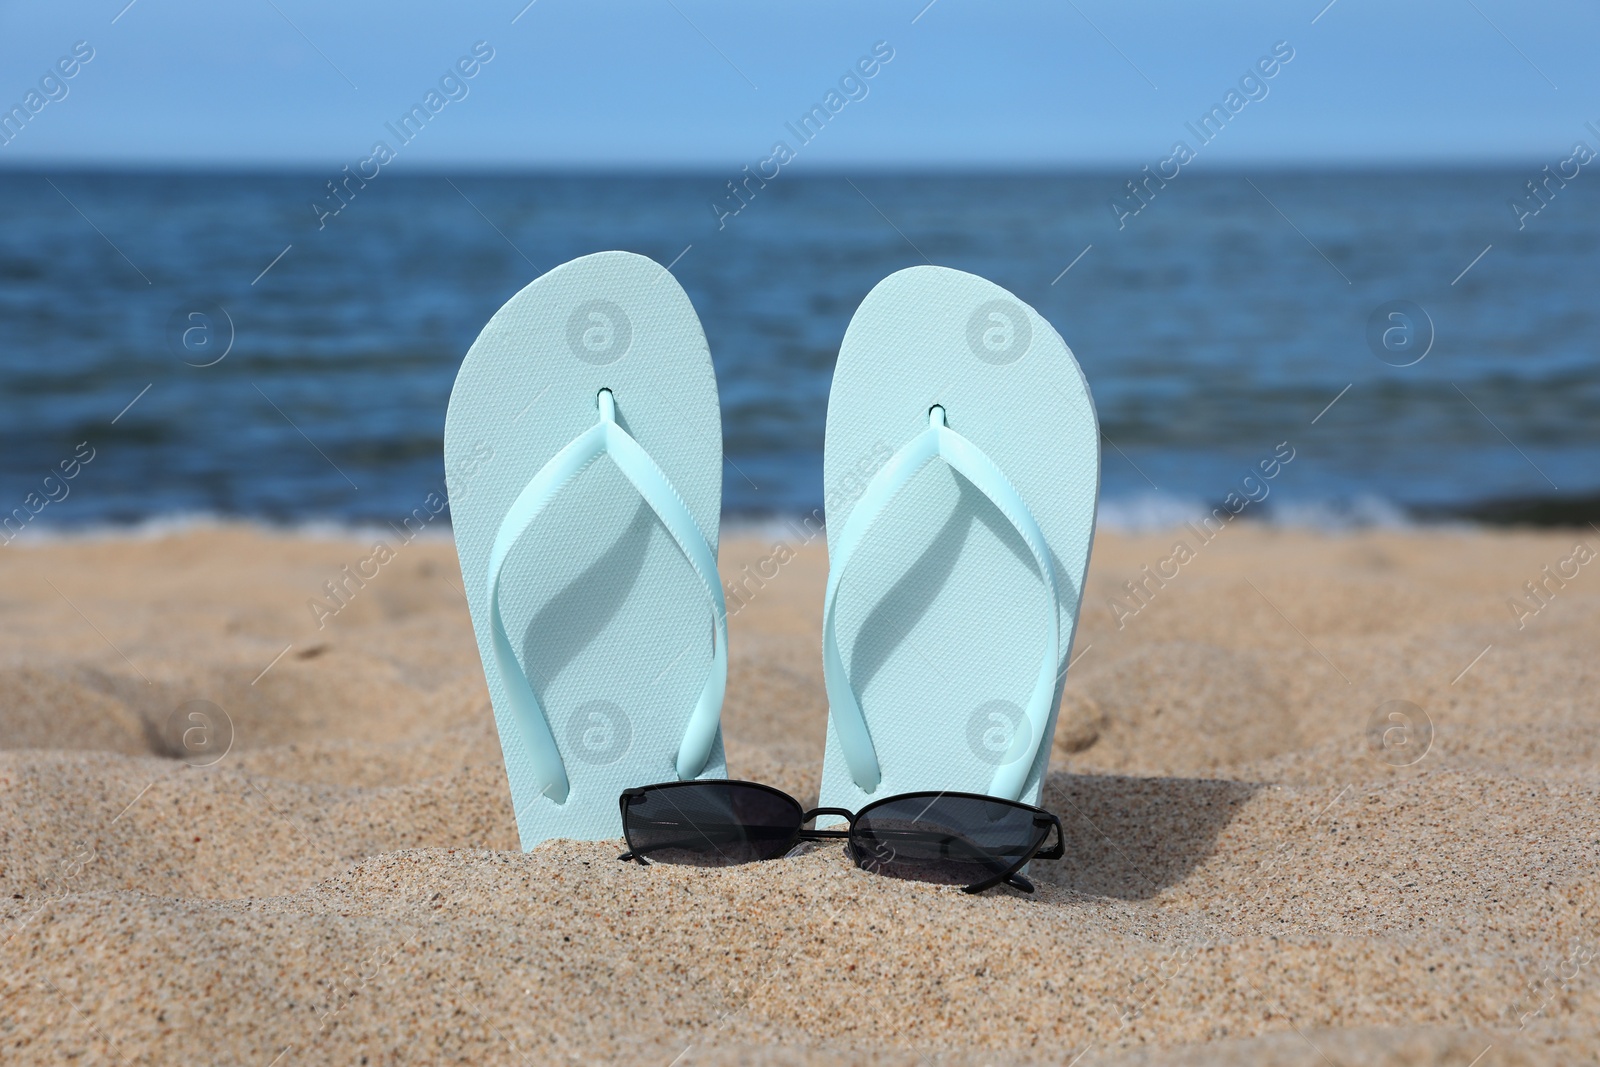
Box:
[1,523,1597,1065]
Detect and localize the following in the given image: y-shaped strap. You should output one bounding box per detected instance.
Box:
[487,389,727,804]
[823,406,1059,801]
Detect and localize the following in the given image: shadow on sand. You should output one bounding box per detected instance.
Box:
[1033,772,1261,900]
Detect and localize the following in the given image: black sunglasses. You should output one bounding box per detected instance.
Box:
[618,779,1064,894]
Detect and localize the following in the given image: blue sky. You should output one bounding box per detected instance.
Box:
[0,0,1595,168]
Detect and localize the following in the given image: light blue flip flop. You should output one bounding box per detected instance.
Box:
[817,266,1099,817]
[445,251,728,849]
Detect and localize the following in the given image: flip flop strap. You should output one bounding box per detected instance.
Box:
[487,389,727,804]
[822,406,1060,800]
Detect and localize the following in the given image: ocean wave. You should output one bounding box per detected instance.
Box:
[0,513,456,547]
[7,488,1598,548]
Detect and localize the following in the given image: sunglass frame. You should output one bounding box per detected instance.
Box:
[618,779,1064,895]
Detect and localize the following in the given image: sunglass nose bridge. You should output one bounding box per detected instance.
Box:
[798,806,855,839]
[801,806,854,822]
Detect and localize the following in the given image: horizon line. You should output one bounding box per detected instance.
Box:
[0,157,1565,176]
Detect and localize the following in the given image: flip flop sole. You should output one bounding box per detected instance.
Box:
[446,251,726,848]
[819,266,1099,813]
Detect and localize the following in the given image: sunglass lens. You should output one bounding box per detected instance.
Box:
[849,794,1043,887]
[622,782,803,867]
